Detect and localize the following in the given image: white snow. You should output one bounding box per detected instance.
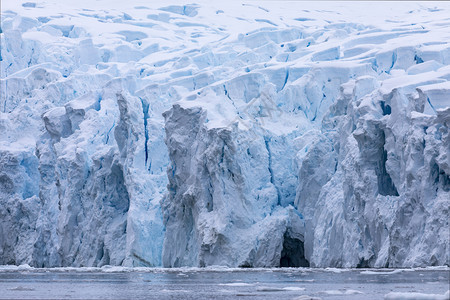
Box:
[1,0,449,268]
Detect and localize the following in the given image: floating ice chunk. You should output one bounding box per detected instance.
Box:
[255,286,305,292]
[219,282,254,287]
[384,291,449,300]
[292,296,322,300]
[257,286,287,291]
[323,268,348,273]
[361,269,403,275]
[323,289,363,295]
[17,264,33,271]
[8,286,35,291]
[283,287,306,291]
[100,266,130,273]
[160,289,189,293]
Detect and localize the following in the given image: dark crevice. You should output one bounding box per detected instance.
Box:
[264,137,281,206]
[205,180,214,212]
[427,97,436,114]
[238,262,252,268]
[107,164,130,213]
[105,120,115,144]
[280,231,309,267]
[388,50,397,73]
[380,101,391,115]
[430,162,450,192]
[414,54,424,64]
[356,256,373,268]
[96,241,104,262]
[140,98,150,167]
[223,84,232,101]
[371,58,379,72]
[441,171,450,192]
[377,132,399,196]
[280,69,289,91]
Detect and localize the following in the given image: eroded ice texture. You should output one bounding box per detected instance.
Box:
[1,0,449,267]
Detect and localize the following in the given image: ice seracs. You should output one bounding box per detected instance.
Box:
[1,0,449,267]
[162,101,309,267]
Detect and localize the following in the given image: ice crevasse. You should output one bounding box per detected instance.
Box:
[0,0,449,268]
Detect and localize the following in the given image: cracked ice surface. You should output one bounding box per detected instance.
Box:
[0,1,449,267]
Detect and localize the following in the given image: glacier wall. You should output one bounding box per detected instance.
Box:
[1,0,449,267]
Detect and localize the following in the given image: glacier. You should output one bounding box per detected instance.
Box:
[0,0,449,268]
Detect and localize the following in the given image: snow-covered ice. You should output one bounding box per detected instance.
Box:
[1,0,449,268]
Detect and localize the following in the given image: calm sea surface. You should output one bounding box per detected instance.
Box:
[0,267,448,299]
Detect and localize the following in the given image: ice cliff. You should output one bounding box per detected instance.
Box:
[1,1,449,268]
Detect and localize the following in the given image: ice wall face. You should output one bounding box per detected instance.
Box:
[162,103,308,267]
[162,69,449,268]
[1,76,166,267]
[160,7,450,267]
[1,1,449,268]
[298,75,450,267]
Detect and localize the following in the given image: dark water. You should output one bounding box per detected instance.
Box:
[0,267,448,299]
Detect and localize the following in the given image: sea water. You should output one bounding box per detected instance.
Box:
[0,266,448,299]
